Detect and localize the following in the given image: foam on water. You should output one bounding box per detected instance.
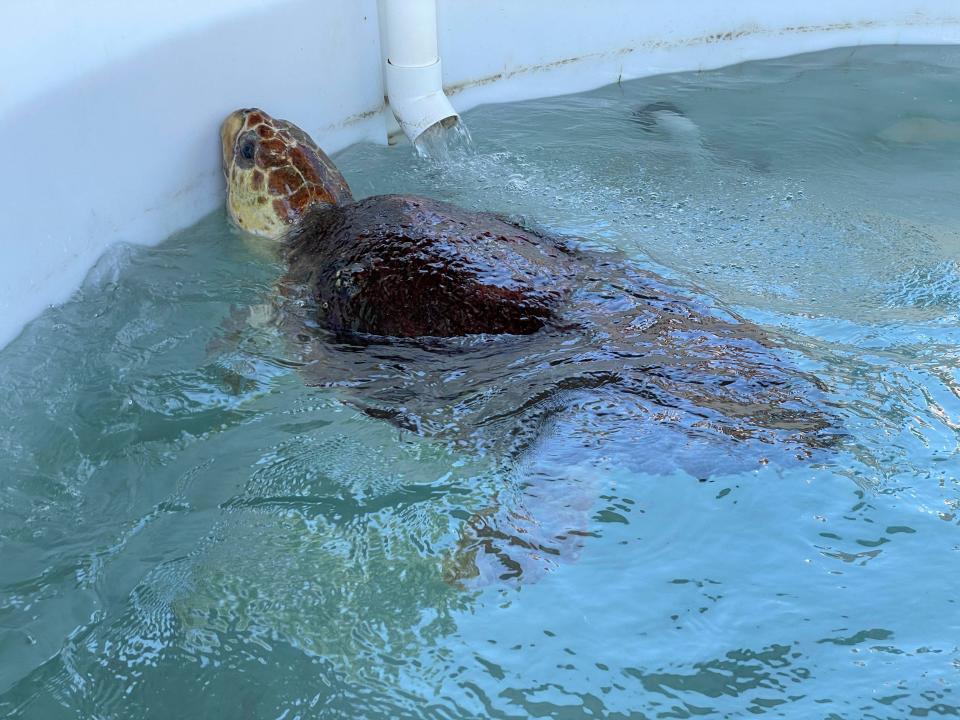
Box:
[1,45,960,718]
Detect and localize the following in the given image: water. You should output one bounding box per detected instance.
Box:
[413,118,476,161]
[2,44,959,718]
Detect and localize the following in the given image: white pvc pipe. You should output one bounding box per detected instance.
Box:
[382,0,438,67]
[382,0,459,143]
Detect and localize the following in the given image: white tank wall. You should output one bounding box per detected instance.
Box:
[437,1,960,107]
[1,0,958,348]
[1,0,386,351]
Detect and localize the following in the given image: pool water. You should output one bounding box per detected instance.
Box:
[2,45,959,718]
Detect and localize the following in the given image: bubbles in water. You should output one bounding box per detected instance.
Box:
[884,259,960,312]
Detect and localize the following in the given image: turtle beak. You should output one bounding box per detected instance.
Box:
[220,110,246,177]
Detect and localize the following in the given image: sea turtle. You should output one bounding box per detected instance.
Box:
[220,108,834,583]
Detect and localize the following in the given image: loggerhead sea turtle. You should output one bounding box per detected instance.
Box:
[220,108,835,583]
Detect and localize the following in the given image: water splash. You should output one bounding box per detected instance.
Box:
[412,118,475,162]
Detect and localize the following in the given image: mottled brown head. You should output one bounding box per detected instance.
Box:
[220,108,353,239]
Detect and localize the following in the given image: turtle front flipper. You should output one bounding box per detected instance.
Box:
[443,473,597,587]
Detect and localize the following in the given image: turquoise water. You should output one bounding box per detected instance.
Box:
[2,45,959,718]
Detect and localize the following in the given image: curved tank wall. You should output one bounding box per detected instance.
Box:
[1,0,958,348]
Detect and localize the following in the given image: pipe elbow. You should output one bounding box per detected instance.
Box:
[385,58,459,143]
[381,0,458,144]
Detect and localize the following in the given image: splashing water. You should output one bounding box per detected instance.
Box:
[412,117,476,162]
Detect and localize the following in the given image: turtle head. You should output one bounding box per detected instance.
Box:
[220,108,354,239]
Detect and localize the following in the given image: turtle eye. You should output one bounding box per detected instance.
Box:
[235,131,259,168]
